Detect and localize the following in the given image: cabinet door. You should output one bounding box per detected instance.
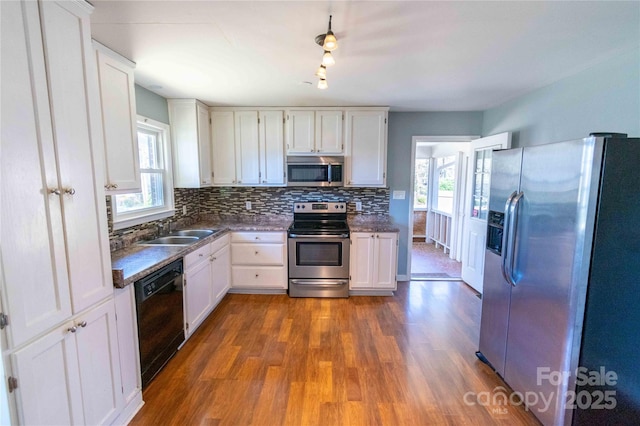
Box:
[41,0,113,312]
[211,111,237,185]
[345,111,387,187]
[259,110,285,185]
[185,257,214,336]
[75,300,123,426]
[0,0,72,347]
[11,322,84,425]
[212,244,231,303]
[197,102,213,185]
[286,110,315,153]
[94,45,140,193]
[349,233,376,289]
[235,111,260,185]
[373,233,398,289]
[114,286,141,406]
[315,110,343,154]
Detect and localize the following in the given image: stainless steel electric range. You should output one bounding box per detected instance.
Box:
[287,202,350,298]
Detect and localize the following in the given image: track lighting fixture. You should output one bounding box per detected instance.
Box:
[314,15,338,89]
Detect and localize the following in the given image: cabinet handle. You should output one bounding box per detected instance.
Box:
[49,188,61,195]
[64,188,76,195]
[67,326,77,333]
[210,256,216,261]
[77,321,87,328]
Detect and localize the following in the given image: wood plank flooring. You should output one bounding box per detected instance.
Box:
[130,281,540,425]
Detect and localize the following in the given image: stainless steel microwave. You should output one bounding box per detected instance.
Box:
[286,156,344,187]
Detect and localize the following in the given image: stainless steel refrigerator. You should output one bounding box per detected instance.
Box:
[477,134,640,425]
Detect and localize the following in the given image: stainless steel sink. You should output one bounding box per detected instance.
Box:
[138,236,200,246]
[169,229,216,238]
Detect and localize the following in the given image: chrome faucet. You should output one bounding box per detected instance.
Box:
[157,223,165,237]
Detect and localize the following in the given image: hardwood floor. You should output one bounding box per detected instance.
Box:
[131,281,540,425]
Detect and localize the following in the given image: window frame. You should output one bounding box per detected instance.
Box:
[111,116,174,230]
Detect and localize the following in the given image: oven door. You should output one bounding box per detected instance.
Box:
[288,235,350,279]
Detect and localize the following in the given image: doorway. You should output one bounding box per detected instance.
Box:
[408,136,477,281]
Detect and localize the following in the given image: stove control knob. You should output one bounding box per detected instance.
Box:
[335,205,339,209]
[301,205,305,209]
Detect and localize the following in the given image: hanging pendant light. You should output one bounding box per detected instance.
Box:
[322,15,337,51]
[315,65,327,79]
[318,78,328,90]
[322,51,335,67]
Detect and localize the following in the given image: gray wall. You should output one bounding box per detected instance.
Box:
[387,112,484,277]
[483,48,640,147]
[134,84,170,124]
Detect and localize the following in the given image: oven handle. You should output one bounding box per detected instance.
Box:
[289,279,349,287]
[288,233,349,239]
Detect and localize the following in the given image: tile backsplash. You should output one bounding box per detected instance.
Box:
[199,187,389,216]
[107,186,389,251]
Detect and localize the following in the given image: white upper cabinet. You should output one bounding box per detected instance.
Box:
[211,108,285,186]
[169,99,212,188]
[286,109,343,155]
[259,110,285,185]
[1,0,113,348]
[235,111,261,185]
[93,41,141,194]
[211,110,237,185]
[315,110,343,154]
[345,110,388,187]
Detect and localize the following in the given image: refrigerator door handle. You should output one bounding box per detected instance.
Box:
[501,191,518,284]
[506,191,524,286]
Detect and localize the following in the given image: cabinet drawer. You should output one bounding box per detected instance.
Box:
[231,232,285,244]
[210,233,230,255]
[231,243,284,266]
[184,243,211,269]
[231,266,286,289]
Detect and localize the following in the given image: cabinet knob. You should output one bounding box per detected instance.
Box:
[255,274,259,278]
[255,237,260,240]
[310,149,314,152]
[64,188,76,195]
[77,321,87,328]
[67,326,77,333]
[371,234,374,238]
[255,251,259,255]
[376,235,379,238]
[49,188,61,196]
[199,253,204,257]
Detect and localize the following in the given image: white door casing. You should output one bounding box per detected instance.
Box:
[461,132,512,293]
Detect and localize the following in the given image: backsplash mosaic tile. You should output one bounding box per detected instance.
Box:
[107,186,389,251]
[199,187,389,216]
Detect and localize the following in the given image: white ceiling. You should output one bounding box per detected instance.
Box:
[90,1,640,111]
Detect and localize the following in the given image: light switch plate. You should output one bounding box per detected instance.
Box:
[392,190,406,200]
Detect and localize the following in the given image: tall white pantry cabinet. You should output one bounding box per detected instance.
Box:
[0,1,133,424]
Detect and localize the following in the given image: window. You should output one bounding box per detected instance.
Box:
[435,155,455,214]
[112,117,174,230]
[414,158,429,209]
[471,148,492,220]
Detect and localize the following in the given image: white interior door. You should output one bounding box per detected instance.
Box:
[461,132,511,293]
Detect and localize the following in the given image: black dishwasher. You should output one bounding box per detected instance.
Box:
[134,258,184,388]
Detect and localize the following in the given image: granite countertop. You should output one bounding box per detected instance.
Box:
[347,215,400,233]
[111,216,292,288]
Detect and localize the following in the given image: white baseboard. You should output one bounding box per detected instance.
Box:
[397,274,409,282]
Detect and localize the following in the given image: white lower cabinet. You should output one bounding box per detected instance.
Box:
[230,232,287,291]
[11,299,123,426]
[113,286,143,424]
[350,232,398,291]
[184,234,231,337]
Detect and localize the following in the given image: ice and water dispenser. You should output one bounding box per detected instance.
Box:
[486,211,504,255]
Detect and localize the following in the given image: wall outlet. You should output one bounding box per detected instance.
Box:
[355,201,362,211]
[245,201,252,210]
[182,205,187,215]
